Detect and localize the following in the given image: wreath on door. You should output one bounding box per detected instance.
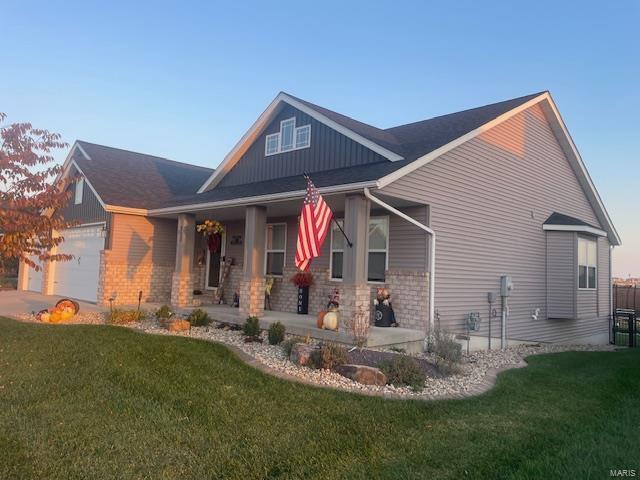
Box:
[196,220,225,252]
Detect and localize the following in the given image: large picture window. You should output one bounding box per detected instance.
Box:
[578,237,597,289]
[265,223,286,276]
[329,217,389,282]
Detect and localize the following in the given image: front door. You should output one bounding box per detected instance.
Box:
[205,232,226,289]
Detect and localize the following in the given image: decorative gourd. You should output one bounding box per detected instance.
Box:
[60,309,74,321]
[322,310,339,331]
[40,311,51,323]
[316,310,326,329]
[50,310,62,323]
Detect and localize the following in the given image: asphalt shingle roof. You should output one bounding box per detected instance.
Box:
[72,141,213,209]
[544,212,601,230]
[71,92,545,210]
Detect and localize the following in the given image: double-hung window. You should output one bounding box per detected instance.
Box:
[578,237,597,289]
[330,220,345,280]
[265,223,286,276]
[329,217,389,282]
[367,217,389,282]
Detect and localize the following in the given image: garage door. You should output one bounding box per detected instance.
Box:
[52,225,105,302]
[26,255,43,292]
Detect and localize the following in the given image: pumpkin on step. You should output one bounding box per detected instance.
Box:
[322,310,339,331]
[316,310,326,329]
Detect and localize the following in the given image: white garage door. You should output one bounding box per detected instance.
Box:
[52,225,105,302]
[26,255,43,292]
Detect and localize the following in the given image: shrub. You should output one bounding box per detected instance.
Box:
[243,316,261,337]
[321,343,349,370]
[378,356,426,391]
[188,309,211,327]
[427,329,462,375]
[267,322,286,345]
[281,338,298,357]
[307,343,349,370]
[107,309,146,325]
[156,305,172,320]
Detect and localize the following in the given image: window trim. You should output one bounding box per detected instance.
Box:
[264,117,311,156]
[264,222,287,277]
[329,216,390,283]
[74,178,84,205]
[577,236,597,290]
[367,216,389,284]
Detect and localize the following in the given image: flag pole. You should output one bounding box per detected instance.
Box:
[303,173,353,248]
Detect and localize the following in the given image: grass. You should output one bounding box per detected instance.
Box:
[1,317,639,479]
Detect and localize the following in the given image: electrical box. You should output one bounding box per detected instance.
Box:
[500,275,513,297]
[487,292,496,304]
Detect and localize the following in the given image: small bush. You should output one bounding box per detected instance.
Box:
[427,329,462,364]
[107,309,146,325]
[281,338,298,357]
[156,305,172,320]
[268,322,286,345]
[188,309,211,327]
[243,316,261,337]
[378,356,426,391]
[307,343,349,370]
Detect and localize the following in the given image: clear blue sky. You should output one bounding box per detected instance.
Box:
[3,0,638,276]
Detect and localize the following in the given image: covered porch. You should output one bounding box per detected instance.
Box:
[157,189,431,346]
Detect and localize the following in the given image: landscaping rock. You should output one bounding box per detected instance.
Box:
[290,343,319,366]
[167,319,190,332]
[335,364,387,386]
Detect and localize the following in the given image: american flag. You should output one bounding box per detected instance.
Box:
[295,175,333,272]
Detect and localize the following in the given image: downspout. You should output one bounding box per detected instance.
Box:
[363,188,436,335]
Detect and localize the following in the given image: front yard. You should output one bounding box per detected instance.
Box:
[1,317,638,479]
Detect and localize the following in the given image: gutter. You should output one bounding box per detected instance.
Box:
[363,188,436,335]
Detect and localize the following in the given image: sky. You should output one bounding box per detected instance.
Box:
[2,0,639,276]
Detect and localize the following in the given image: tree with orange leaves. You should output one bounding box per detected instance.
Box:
[0,112,76,272]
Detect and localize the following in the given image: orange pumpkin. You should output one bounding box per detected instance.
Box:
[316,310,327,329]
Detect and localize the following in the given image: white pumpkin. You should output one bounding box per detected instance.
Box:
[322,311,339,331]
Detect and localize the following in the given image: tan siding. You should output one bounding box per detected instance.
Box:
[382,103,607,343]
[546,231,576,319]
[110,214,177,266]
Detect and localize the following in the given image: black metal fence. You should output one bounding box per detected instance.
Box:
[610,309,639,347]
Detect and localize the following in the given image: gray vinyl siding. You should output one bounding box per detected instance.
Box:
[598,237,611,317]
[546,231,576,319]
[223,220,246,267]
[60,167,112,247]
[385,206,428,271]
[381,103,609,343]
[218,104,388,187]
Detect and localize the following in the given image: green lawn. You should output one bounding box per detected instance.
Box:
[1,317,639,479]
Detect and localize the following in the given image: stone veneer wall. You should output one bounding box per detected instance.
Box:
[97,250,174,306]
[266,267,429,332]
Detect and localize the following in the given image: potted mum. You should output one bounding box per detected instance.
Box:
[290,272,314,314]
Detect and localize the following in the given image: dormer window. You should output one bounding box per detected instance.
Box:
[265,117,311,156]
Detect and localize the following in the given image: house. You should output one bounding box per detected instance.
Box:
[18,91,621,348]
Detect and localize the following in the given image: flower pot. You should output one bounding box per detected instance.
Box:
[297,286,309,314]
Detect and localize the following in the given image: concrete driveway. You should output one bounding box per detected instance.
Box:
[0,290,105,317]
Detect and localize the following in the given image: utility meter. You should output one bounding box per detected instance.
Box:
[500,275,513,297]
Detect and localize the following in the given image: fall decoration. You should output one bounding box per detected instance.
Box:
[289,272,314,288]
[196,220,225,236]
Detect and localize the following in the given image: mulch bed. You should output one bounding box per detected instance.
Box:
[347,348,442,378]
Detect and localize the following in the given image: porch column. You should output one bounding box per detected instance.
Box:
[171,213,196,307]
[341,194,371,326]
[239,205,266,318]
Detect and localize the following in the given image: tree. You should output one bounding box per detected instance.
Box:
[0,112,76,272]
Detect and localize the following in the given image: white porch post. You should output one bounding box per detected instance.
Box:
[238,205,267,318]
[171,213,196,307]
[341,194,371,325]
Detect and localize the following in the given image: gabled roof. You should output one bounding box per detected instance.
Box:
[61,141,213,211]
[198,91,542,192]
